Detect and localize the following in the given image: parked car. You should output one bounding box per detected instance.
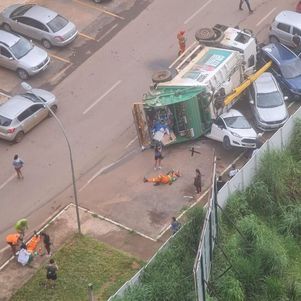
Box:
[269,10,301,47]
[206,109,257,150]
[260,43,301,97]
[296,1,301,13]
[0,88,57,142]
[0,4,78,48]
[0,29,49,79]
[248,72,289,131]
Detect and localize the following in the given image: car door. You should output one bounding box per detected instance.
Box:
[249,85,258,121]
[275,23,292,46]
[0,46,17,71]
[209,117,226,142]
[13,16,48,41]
[17,107,34,133]
[28,104,48,127]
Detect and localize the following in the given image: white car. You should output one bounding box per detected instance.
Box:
[206,109,257,149]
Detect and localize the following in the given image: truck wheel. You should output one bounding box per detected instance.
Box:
[269,35,279,43]
[195,27,224,45]
[152,70,172,84]
[223,136,232,150]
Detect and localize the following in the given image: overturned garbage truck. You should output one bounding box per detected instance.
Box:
[133,25,265,149]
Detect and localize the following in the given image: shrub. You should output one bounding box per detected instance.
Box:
[289,119,301,161]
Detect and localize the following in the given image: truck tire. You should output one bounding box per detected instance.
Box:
[195,27,224,46]
[152,70,172,84]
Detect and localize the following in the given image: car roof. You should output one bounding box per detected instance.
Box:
[23,5,57,24]
[262,43,297,63]
[275,10,301,29]
[254,72,278,93]
[0,96,33,119]
[0,29,20,48]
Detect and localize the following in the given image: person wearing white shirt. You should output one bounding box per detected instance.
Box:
[228,164,239,178]
[17,244,33,266]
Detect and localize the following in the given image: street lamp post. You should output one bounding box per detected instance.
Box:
[21,82,81,234]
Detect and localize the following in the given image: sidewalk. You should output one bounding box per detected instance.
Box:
[0,204,162,301]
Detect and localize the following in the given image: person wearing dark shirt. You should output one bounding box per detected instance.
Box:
[41,232,52,256]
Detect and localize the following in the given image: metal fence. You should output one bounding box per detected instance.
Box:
[193,106,301,301]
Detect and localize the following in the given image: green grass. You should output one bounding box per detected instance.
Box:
[11,235,143,301]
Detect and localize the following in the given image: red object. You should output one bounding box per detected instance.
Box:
[296,1,301,13]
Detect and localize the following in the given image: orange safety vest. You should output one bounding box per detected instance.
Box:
[27,235,41,253]
[6,234,20,245]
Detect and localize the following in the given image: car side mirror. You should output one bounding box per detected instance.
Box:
[249,100,254,105]
[284,96,288,101]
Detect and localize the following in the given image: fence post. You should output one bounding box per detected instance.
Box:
[88,283,94,301]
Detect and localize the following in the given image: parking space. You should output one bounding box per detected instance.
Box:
[0,0,139,95]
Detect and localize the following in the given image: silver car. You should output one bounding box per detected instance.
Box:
[269,10,301,47]
[0,89,57,142]
[249,72,288,131]
[0,4,78,49]
[0,29,49,79]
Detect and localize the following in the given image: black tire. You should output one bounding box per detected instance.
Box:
[152,70,172,84]
[223,136,232,150]
[269,35,280,43]
[3,23,11,32]
[42,39,52,49]
[14,131,24,143]
[48,104,58,117]
[17,69,29,80]
[195,27,224,45]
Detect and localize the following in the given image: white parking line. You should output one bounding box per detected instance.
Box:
[125,136,137,149]
[97,24,118,42]
[0,174,16,191]
[83,80,121,115]
[256,7,277,27]
[184,0,214,24]
[288,101,295,109]
[0,91,10,98]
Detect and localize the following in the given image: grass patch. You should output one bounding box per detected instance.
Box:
[11,235,143,301]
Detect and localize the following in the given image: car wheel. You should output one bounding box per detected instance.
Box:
[42,39,52,49]
[3,23,11,32]
[152,70,172,83]
[17,69,29,80]
[14,131,24,143]
[48,104,58,117]
[269,35,280,43]
[223,136,232,150]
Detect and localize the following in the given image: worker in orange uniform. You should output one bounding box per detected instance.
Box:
[26,231,41,254]
[177,31,186,56]
[144,170,181,186]
[6,233,22,256]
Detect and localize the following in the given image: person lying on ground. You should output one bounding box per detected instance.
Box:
[144,170,181,185]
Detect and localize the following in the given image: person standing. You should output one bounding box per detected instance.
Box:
[17,243,33,266]
[216,176,226,191]
[239,0,253,13]
[41,232,52,256]
[12,154,24,179]
[194,169,202,194]
[170,217,181,235]
[228,164,239,178]
[15,218,28,237]
[46,259,58,288]
[154,144,163,170]
[177,31,186,56]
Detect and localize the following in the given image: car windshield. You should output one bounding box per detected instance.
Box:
[10,4,33,18]
[280,58,301,79]
[224,116,251,129]
[257,91,283,108]
[10,37,32,59]
[22,93,46,103]
[47,15,68,33]
[0,115,12,126]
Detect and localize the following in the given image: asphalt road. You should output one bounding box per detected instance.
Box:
[0,0,298,248]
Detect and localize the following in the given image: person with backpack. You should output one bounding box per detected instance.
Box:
[46,259,58,288]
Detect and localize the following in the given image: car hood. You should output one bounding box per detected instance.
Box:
[0,4,22,19]
[286,76,301,93]
[256,105,288,122]
[19,46,48,68]
[31,88,56,104]
[229,127,257,139]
